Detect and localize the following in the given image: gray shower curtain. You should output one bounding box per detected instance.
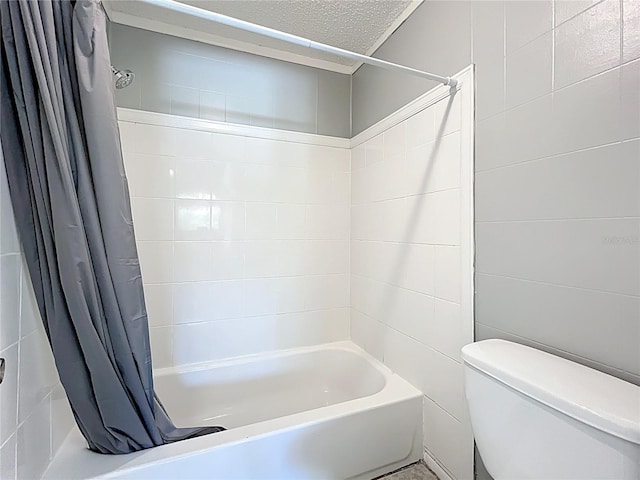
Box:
[0,0,223,454]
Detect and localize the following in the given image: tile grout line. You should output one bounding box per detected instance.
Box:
[476,56,640,125]
[476,271,640,299]
[475,136,640,174]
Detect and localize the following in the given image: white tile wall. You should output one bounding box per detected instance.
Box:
[121,116,351,367]
[350,90,473,480]
[0,155,74,479]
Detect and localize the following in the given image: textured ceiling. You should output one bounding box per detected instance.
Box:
[104,0,421,71]
[179,0,415,54]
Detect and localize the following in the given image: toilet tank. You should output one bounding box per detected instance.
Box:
[462,340,640,480]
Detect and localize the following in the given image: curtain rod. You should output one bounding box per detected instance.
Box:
[137,0,458,87]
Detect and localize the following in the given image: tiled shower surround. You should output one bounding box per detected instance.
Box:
[118,114,352,367]
[118,67,474,480]
[0,79,472,480]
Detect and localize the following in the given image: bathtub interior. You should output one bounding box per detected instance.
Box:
[155,346,387,429]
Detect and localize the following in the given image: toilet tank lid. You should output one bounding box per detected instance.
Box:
[462,339,640,445]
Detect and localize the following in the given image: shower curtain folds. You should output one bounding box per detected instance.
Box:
[0,0,223,454]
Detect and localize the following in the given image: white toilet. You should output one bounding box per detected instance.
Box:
[462,339,640,480]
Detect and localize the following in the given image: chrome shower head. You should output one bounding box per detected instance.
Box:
[111,66,135,89]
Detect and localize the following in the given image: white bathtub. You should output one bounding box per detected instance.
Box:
[44,342,423,480]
